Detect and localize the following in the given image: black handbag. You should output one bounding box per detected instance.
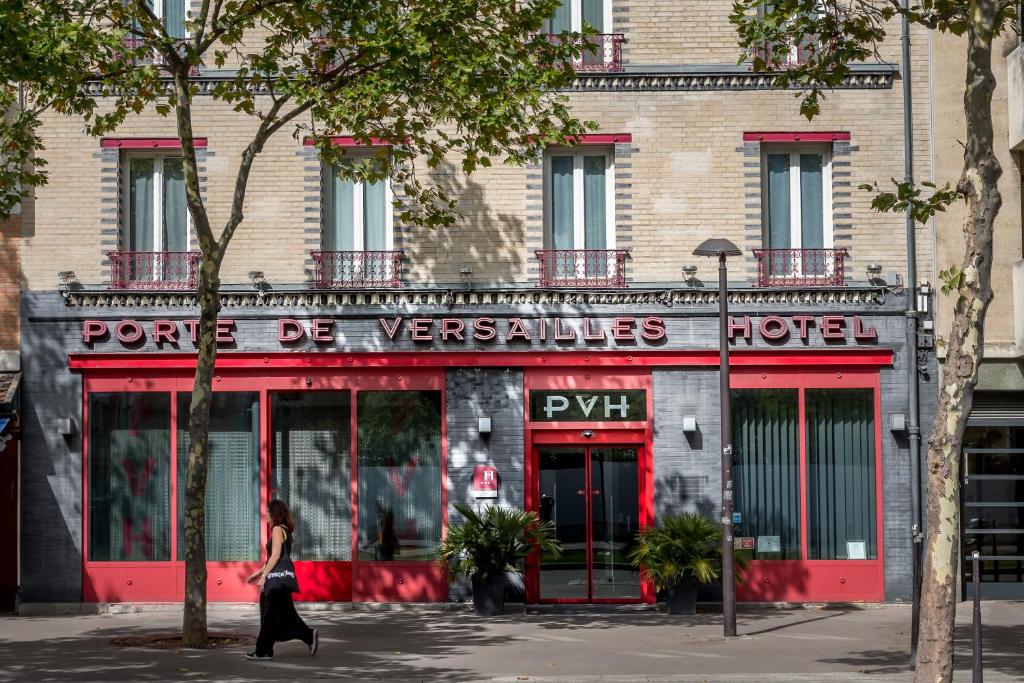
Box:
[264,533,300,594]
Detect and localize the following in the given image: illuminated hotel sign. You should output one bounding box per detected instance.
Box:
[79,314,878,348]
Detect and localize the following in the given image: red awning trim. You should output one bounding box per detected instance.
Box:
[100,138,208,149]
[743,132,851,143]
[68,349,894,371]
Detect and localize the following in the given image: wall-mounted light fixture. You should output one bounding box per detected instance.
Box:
[890,413,907,432]
[248,271,268,298]
[459,267,474,278]
[57,417,75,436]
[681,265,698,287]
[57,271,80,291]
[478,417,492,435]
[917,281,932,315]
[682,415,698,434]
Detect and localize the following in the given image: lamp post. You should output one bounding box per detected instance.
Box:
[693,237,742,638]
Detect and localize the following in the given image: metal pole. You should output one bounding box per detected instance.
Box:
[718,252,737,638]
[972,551,983,683]
[900,1,924,666]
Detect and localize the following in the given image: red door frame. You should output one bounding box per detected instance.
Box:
[523,368,655,604]
[79,367,447,603]
[731,366,886,602]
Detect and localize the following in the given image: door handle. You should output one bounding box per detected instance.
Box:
[591,490,601,496]
[577,489,586,496]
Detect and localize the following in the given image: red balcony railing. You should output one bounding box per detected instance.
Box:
[108,250,200,290]
[753,248,848,287]
[312,250,403,288]
[547,34,625,73]
[535,249,629,288]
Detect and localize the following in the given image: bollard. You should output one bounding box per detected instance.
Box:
[972,551,983,683]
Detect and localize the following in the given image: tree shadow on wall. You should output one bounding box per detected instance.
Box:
[402,160,526,285]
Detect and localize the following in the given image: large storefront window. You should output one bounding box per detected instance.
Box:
[733,389,801,560]
[177,393,261,562]
[357,391,442,561]
[733,387,877,561]
[88,393,172,561]
[272,392,352,561]
[807,389,877,560]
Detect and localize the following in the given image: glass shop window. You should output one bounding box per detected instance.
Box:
[732,387,878,561]
[732,389,801,560]
[88,392,172,562]
[357,391,442,561]
[272,392,352,561]
[177,392,261,562]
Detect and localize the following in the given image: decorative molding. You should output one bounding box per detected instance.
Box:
[83,65,895,98]
[60,284,892,310]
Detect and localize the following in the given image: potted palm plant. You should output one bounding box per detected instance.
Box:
[437,503,560,616]
[628,512,734,615]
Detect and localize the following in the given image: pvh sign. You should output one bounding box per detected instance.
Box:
[529,390,646,422]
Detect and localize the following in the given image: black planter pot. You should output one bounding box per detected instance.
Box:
[665,575,699,615]
[471,573,506,616]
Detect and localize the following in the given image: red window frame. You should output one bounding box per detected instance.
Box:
[731,366,885,602]
[80,367,447,603]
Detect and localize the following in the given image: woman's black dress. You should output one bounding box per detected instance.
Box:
[255,527,313,657]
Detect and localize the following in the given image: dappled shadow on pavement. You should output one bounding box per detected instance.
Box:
[0,612,502,681]
[816,621,1024,679]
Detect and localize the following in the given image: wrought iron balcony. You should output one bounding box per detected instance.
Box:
[107,250,200,290]
[753,248,848,288]
[535,249,629,288]
[547,34,625,73]
[312,250,403,289]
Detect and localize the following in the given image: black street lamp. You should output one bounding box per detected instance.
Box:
[693,237,742,638]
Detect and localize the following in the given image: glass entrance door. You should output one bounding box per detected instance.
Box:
[962,426,1024,599]
[537,445,641,602]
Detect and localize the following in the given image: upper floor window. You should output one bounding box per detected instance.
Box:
[758,2,821,67]
[323,155,392,253]
[545,148,614,252]
[762,145,832,252]
[125,153,189,253]
[545,0,609,33]
[131,0,187,39]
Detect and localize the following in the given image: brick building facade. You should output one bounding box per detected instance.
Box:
[14,0,946,608]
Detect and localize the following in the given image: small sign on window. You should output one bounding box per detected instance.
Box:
[757,535,781,553]
[846,541,867,560]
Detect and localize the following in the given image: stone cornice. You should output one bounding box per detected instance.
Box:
[59,285,897,310]
[82,64,895,97]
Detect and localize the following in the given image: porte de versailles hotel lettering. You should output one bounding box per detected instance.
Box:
[20,282,929,607]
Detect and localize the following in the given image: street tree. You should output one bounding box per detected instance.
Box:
[11,0,591,646]
[731,2,1011,681]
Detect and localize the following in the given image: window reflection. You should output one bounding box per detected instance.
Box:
[357,391,442,561]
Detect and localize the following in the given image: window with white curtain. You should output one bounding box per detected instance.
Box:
[544,148,614,252]
[324,155,391,253]
[132,0,187,39]
[762,145,832,253]
[124,154,189,253]
[545,0,609,33]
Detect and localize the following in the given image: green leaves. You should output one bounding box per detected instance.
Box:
[628,512,736,590]
[939,264,965,295]
[858,178,961,224]
[437,503,561,582]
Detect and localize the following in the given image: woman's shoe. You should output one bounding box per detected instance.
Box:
[309,629,319,657]
[245,652,273,661]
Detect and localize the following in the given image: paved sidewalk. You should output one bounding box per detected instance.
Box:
[0,602,1022,682]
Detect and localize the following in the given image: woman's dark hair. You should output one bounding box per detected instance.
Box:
[267,499,295,532]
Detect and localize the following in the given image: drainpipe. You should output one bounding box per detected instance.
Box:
[901,3,924,666]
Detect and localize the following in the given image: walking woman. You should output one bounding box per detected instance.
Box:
[246,499,318,660]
